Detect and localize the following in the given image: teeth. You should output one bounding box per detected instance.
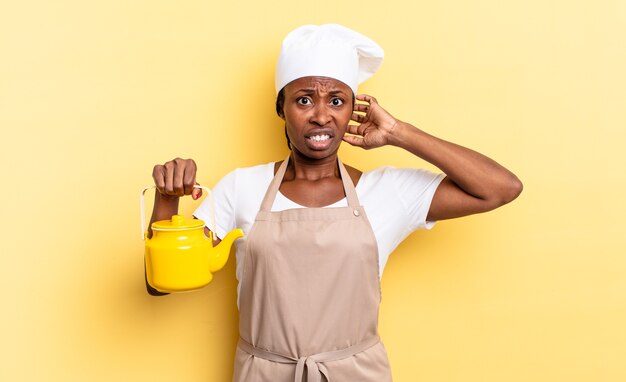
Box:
[308,134,330,142]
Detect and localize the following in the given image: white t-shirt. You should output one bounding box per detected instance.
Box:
[193,162,445,307]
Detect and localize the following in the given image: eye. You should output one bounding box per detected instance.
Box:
[297,97,311,105]
[330,97,344,106]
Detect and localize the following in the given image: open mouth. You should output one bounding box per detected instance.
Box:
[307,134,331,142]
[304,132,334,150]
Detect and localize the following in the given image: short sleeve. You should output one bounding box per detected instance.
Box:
[193,169,237,240]
[390,168,446,231]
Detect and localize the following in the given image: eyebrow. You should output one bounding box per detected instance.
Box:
[294,88,348,96]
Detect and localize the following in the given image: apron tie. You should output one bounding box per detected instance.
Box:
[295,356,329,382]
[237,335,380,382]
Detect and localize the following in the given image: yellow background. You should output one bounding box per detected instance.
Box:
[1,0,625,381]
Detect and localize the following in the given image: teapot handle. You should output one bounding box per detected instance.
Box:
[140,185,216,241]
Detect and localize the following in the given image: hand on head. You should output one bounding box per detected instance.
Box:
[343,94,398,150]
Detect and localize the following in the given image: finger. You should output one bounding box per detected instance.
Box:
[349,122,368,136]
[342,135,365,148]
[152,165,166,194]
[183,160,196,196]
[351,112,366,123]
[353,103,369,113]
[192,183,202,200]
[164,161,175,195]
[358,123,369,136]
[356,94,377,104]
[346,124,362,136]
[172,159,185,197]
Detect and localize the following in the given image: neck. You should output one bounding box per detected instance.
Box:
[287,150,339,181]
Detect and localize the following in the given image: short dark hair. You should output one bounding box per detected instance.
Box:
[275,88,291,149]
[275,88,286,118]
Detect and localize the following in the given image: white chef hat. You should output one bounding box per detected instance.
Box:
[275,24,384,95]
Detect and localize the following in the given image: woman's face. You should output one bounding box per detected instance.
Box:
[281,76,353,160]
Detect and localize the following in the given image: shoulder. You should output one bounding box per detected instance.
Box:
[217,162,275,185]
[229,161,275,177]
[359,166,445,231]
[212,162,275,201]
[358,166,445,197]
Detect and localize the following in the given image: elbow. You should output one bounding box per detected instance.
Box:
[145,272,170,296]
[481,176,523,211]
[148,288,170,297]
[146,282,170,296]
[507,176,524,203]
[498,176,524,206]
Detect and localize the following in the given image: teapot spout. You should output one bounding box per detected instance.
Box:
[208,228,244,272]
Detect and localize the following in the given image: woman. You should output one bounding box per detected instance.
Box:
[147,24,522,382]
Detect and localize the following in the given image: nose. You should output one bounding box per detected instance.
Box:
[310,103,331,126]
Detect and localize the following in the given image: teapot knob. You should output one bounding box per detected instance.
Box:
[171,215,184,226]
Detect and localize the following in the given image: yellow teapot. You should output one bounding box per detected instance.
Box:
[140,185,244,293]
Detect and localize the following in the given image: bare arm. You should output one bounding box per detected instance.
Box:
[389,125,522,220]
[343,94,523,220]
[144,192,180,296]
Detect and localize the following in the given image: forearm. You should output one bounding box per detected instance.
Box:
[147,191,180,239]
[388,121,522,206]
[144,157,199,296]
[145,192,179,296]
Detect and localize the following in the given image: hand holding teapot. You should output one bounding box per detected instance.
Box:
[141,158,244,293]
[152,157,202,200]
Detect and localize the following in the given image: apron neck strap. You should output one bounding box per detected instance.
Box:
[337,157,360,207]
[259,155,360,212]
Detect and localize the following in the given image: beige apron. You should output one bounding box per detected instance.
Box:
[233,156,393,382]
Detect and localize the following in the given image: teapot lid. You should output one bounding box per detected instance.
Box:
[151,215,205,231]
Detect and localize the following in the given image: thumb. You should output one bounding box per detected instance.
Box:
[191,184,203,200]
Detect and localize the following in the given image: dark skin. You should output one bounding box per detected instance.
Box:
[276,76,362,207]
[147,76,522,295]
